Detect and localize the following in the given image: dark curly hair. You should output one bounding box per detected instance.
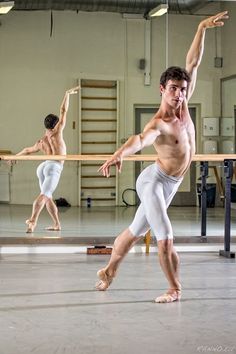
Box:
[160,66,191,87]
[44,114,59,130]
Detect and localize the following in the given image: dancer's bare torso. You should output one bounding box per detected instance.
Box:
[36,128,66,163]
[152,101,195,177]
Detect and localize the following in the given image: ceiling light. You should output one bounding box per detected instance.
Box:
[0,1,14,14]
[149,4,168,17]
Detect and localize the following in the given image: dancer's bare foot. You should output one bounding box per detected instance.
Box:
[95,269,113,291]
[155,289,181,303]
[25,219,36,233]
[45,225,61,231]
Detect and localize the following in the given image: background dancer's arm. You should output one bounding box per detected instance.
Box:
[16,142,41,156]
[7,141,41,166]
[58,86,80,130]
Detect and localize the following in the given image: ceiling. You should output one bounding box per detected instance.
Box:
[6,0,230,16]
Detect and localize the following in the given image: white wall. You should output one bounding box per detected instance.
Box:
[222,3,236,78]
[0,7,226,205]
[220,3,236,164]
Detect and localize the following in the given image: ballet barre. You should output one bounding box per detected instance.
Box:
[1,153,236,161]
[0,153,235,258]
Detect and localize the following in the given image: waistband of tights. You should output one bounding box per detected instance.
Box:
[155,163,183,183]
[45,160,63,166]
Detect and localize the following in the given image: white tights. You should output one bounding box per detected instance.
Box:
[36,160,63,198]
[129,163,183,241]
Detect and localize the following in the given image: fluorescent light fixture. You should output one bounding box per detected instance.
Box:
[149,4,168,17]
[0,1,14,14]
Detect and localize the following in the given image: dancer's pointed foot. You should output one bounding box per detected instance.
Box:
[25,219,36,233]
[155,289,181,303]
[45,225,61,231]
[95,269,113,291]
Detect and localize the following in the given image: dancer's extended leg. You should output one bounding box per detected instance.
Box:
[96,228,142,291]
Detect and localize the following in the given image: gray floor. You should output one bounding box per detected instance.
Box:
[0,205,236,353]
[0,252,235,354]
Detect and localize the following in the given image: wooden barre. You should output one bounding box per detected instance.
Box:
[1,154,236,162]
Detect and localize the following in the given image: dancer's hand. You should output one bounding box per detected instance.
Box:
[199,11,229,29]
[66,86,80,95]
[6,159,16,167]
[98,154,123,177]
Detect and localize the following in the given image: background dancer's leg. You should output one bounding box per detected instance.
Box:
[26,194,48,233]
[45,199,61,231]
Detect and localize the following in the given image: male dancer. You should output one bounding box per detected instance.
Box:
[96,12,228,302]
[15,86,80,233]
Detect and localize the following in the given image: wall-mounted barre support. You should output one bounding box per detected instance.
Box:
[200,161,208,238]
[220,159,235,258]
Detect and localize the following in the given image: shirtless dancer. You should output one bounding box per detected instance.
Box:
[15,86,80,233]
[96,12,228,302]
